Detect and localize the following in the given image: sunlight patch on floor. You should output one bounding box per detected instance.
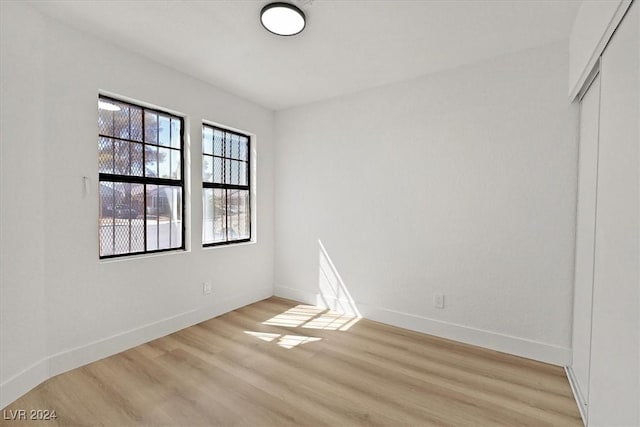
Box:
[262,305,325,327]
[244,331,279,342]
[277,335,322,349]
[303,312,358,331]
[244,331,322,349]
[262,305,361,331]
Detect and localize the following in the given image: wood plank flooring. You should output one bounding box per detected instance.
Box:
[1,297,582,426]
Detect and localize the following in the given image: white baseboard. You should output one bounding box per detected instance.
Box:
[565,366,588,426]
[274,285,571,366]
[3,285,572,409]
[0,358,49,410]
[274,285,323,305]
[1,287,272,409]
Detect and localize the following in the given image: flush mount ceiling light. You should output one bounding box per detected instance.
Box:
[261,2,306,36]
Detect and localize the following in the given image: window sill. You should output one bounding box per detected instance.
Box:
[99,248,188,264]
[202,240,256,251]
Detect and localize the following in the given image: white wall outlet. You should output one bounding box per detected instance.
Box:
[434,293,445,309]
[203,282,212,295]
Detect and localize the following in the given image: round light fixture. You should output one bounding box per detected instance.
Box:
[260,2,306,36]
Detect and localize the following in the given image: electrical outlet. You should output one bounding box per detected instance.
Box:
[434,293,445,309]
[203,282,212,295]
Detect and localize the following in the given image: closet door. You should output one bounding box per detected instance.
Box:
[572,72,600,418]
[587,2,639,425]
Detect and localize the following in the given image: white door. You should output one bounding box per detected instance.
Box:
[572,72,601,420]
[587,2,639,424]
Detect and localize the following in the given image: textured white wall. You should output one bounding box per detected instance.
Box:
[0,1,275,408]
[274,42,578,365]
[0,1,49,406]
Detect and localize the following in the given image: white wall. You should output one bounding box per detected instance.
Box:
[0,1,275,408]
[274,42,577,365]
[0,1,49,407]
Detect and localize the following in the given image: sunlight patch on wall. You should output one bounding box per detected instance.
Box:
[318,239,361,317]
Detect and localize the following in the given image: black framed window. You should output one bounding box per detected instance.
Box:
[97,95,184,258]
[202,124,251,246]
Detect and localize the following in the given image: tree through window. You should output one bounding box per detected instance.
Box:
[97,96,184,258]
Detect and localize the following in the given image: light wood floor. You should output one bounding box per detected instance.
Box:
[2,297,582,426]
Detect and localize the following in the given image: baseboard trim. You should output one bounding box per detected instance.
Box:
[0,358,49,410]
[274,285,571,366]
[1,287,272,409]
[565,366,588,426]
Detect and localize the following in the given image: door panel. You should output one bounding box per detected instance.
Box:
[572,73,600,414]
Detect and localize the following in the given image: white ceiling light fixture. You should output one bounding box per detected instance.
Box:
[261,2,306,36]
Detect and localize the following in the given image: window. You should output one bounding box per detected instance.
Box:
[202,124,251,246]
[97,96,184,258]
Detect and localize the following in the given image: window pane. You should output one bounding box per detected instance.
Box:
[170,118,181,149]
[98,100,143,142]
[239,137,248,161]
[146,185,182,251]
[239,161,248,186]
[240,189,250,239]
[145,145,158,177]
[226,189,250,241]
[98,137,114,174]
[229,160,240,185]
[129,106,143,142]
[128,184,145,253]
[203,188,215,244]
[99,182,144,256]
[101,140,142,177]
[171,149,181,180]
[157,147,181,179]
[225,132,233,157]
[159,115,171,147]
[225,159,232,184]
[99,182,116,257]
[114,140,130,175]
[158,147,171,179]
[203,126,213,154]
[130,143,144,176]
[213,129,224,156]
[230,133,239,159]
[213,156,223,184]
[203,188,226,244]
[114,108,130,140]
[98,103,116,136]
[203,156,213,183]
[145,111,158,144]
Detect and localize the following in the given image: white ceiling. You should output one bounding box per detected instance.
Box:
[30,0,581,111]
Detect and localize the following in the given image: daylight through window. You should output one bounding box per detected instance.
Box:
[202,124,251,246]
[97,96,184,258]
